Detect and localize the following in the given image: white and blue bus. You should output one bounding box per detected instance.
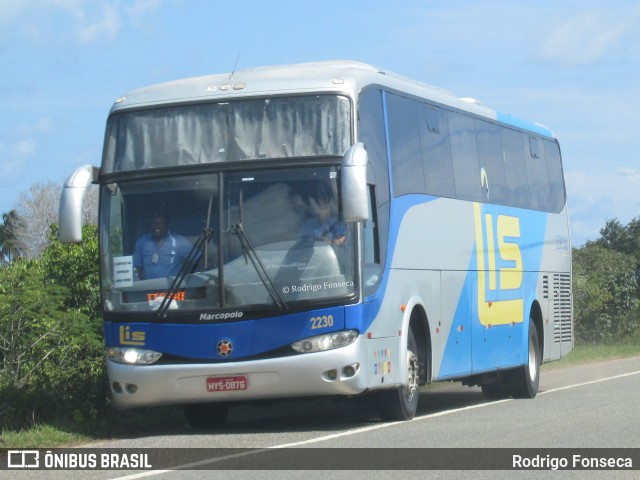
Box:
[59,61,572,427]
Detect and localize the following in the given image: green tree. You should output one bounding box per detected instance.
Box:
[0,258,93,427]
[41,224,101,318]
[0,260,70,388]
[573,243,639,344]
[596,217,640,292]
[0,210,23,265]
[0,225,107,428]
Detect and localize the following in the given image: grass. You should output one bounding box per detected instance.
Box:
[0,423,92,449]
[2,342,639,449]
[0,406,186,449]
[542,342,640,369]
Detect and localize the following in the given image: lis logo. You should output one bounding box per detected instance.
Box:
[119,325,146,346]
[473,203,524,326]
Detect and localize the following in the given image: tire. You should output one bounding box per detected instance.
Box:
[183,402,229,429]
[377,328,420,421]
[507,319,541,399]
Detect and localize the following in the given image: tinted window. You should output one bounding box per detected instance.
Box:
[476,120,508,205]
[448,111,482,201]
[358,87,390,206]
[363,185,382,296]
[425,106,440,133]
[501,129,530,209]
[529,136,540,159]
[377,89,565,213]
[387,93,426,196]
[526,136,551,211]
[544,140,566,213]
[358,87,391,282]
[421,105,455,198]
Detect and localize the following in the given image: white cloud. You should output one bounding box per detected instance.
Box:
[0,139,36,179]
[0,0,161,44]
[7,139,36,157]
[16,117,55,137]
[125,0,163,27]
[537,8,640,66]
[73,3,122,43]
[0,117,55,181]
[0,0,37,23]
[618,168,640,182]
[565,168,640,245]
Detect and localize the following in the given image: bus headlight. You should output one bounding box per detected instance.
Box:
[106,347,162,365]
[292,330,358,353]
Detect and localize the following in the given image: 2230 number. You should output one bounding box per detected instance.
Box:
[310,315,334,330]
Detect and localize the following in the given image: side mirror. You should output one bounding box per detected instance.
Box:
[341,143,369,223]
[58,164,99,243]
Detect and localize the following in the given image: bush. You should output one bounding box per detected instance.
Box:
[0,226,108,429]
[573,244,640,344]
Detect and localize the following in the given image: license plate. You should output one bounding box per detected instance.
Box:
[206,375,248,392]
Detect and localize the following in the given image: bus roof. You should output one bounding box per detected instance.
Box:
[110,60,555,139]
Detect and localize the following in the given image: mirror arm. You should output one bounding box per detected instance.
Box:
[58,164,99,243]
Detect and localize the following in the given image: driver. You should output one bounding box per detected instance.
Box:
[132,212,192,279]
[298,186,346,246]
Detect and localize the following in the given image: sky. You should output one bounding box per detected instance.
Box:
[1,0,639,246]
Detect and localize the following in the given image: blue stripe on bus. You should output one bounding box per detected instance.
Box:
[107,305,346,360]
[496,111,554,138]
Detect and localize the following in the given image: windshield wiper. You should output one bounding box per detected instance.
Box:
[234,222,287,310]
[156,228,213,319]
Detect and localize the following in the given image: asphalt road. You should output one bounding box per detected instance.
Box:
[7,356,640,479]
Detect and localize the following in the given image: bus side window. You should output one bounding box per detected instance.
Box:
[448,110,482,202]
[476,119,508,206]
[526,135,550,211]
[501,129,531,209]
[544,140,565,213]
[363,185,381,295]
[387,93,427,196]
[421,105,455,198]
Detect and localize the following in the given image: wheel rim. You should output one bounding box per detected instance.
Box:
[405,349,419,401]
[528,334,538,383]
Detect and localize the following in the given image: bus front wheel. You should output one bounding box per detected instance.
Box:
[377,328,420,421]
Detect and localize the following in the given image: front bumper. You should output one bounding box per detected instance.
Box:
[107,337,369,408]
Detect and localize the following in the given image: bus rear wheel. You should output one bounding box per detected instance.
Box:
[377,328,420,421]
[183,402,229,429]
[507,320,541,398]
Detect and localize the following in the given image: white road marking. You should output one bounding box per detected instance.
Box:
[538,370,640,395]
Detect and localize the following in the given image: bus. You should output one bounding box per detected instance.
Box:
[58,61,572,427]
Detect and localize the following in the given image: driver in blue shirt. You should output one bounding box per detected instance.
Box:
[132,212,192,280]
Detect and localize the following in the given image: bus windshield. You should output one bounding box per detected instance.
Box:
[100,167,356,316]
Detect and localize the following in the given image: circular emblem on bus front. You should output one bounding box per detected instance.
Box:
[217,339,234,357]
